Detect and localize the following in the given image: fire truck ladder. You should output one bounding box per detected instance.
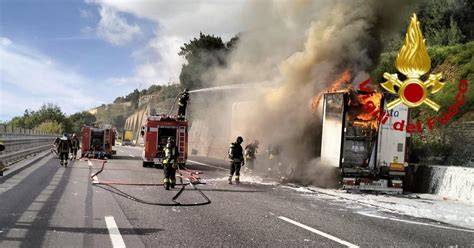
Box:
[87,158,210,206]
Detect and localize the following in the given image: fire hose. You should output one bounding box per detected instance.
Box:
[87,158,211,206]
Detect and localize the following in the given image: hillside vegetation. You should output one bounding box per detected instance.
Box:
[93,84,182,133]
[371,41,474,166]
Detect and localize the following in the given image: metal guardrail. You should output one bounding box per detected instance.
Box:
[0,145,51,165]
[0,135,56,166]
[0,124,60,136]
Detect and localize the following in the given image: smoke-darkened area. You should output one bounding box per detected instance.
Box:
[189,0,417,188]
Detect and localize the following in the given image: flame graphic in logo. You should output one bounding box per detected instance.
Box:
[381,13,445,111]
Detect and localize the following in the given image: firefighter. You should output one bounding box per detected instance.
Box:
[177,88,189,120]
[0,141,5,175]
[52,136,60,156]
[266,144,282,176]
[70,133,80,160]
[163,137,179,190]
[245,140,259,172]
[228,136,244,184]
[58,133,72,167]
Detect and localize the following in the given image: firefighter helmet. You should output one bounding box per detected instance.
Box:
[236,136,243,144]
[167,137,175,143]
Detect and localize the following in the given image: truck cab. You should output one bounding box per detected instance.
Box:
[122,130,134,146]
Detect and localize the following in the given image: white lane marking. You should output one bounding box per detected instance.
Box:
[358,212,474,233]
[278,216,359,248]
[128,154,135,157]
[187,159,227,171]
[105,216,126,248]
[88,161,92,167]
[91,175,99,184]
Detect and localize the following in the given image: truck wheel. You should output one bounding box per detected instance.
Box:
[143,161,149,167]
[155,164,163,169]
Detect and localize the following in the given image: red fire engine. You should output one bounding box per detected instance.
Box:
[81,126,116,158]
[140,115,188,168]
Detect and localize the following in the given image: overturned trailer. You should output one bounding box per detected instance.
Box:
[320,90,408,193]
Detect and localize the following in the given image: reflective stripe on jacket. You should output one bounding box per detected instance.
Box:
[71,138,79,149]
[163,146,177,164]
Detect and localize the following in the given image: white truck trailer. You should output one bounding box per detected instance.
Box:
[320,90,408,192]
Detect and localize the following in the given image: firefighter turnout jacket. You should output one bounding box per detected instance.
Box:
[245,143,258,160]
[58,138,71,153]
[71,137,80,150]
[163,144,179,165]
[229,142,244,163]
[178,91,189,108]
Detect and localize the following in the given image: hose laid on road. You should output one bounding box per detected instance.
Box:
[87,159,211,206]
[95,183,211,207]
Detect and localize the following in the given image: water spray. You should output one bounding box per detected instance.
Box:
[188,82,271,94]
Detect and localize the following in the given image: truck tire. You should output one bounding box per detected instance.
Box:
[143,161,149,167]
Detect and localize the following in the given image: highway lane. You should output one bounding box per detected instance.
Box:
[0,146,473,247]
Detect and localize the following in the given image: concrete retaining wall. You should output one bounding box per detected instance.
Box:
[124,105,149,145]
[412,165,474,204]
[188,119,230,160]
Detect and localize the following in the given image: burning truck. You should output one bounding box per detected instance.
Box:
[320,90,408,192]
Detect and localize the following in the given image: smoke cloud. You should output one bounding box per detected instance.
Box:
[190,0,416,187]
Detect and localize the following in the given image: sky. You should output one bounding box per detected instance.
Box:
[0,0,248,121]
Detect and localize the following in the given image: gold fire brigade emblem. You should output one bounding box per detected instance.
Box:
[381,13,444,111]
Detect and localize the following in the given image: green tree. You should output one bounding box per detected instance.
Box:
[416,0,468,46]
[35,120,63,134]
[113,115,126,130]
[226,35,239,50]
[68,111,97,134]
[147,84,163,94]
[123,89,140,109]
[159,84,182,100]
[113,96,125,103]
[178,32,228,90]
[8,103,67,130]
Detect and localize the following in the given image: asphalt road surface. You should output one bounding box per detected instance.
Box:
[0,146,473,247]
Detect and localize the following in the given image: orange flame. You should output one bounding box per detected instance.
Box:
[311,70,352,110]
[329,70,352,92]
[356,92,382,121]
[352,92,382,129]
